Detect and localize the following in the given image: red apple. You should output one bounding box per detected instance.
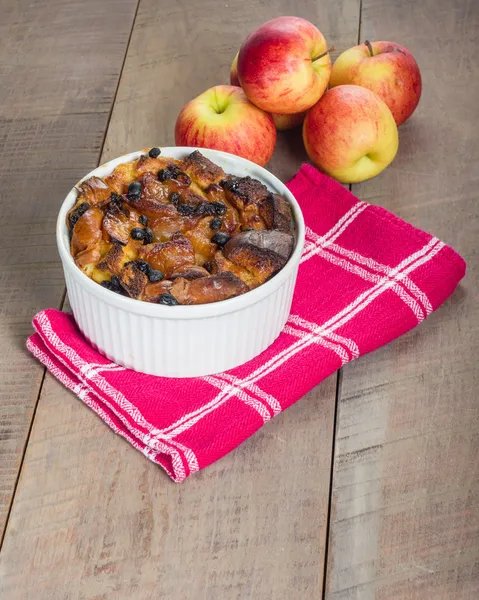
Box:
[230,51,305,130]
[175,85,276,166]
[303,85,399,183]
[237,16,331,114]
[330,41,422,126]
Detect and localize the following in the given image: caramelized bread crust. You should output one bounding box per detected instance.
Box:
[69,150,295,305]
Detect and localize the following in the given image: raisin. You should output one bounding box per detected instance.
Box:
[101,279,122,294]
[110,275,122,290]
[139,214,148,226]
[224,179,239,192]
[77,202,90,215]
[209,217,222,230]
[127,181,142,201]
[148,269,164,283]
[143,227,155,244]
[169,191,180,205]
[109,192,122,205]
[135,260,151,274]
[211,232,231,246]
[212,201,227,216]
[158,164,185,182]
[195,202,217,217]
[157,293,180,305]
[130,227,146,240]
[69,212,80,228]
[69,202,90,228]
[177,204,196,216]
[148,147,161,158]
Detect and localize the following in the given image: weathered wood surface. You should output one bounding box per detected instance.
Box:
[1,0,477,598]
[0,0,140,539]
[0,0,359,598]
[325,0,479,598]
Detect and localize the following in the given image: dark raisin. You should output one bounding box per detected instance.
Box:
[135,260,151,274]
[224,179,239,192]
[211,232,231,246]
[130,227,146,240]
[177,204,196,216]
[143,227,155,244]
[212,201,227,216]
[158,164,184,182]
[69,212,80,228]
[69,202,90,228]
[158,167,173,182]
[169,191,180,205]
[148,269,164,283]
[148,147,161,158]
[203,261,213,273]
[127,181,142,201]
[195,202,217,217]
[219,178,228,188]
[100,279,122,294]
[77,202,90,215]
[110,275,121,289]
[157,293,180,305]
[139,214,148,226]
[109,192,122,205]
[209,217,222,230]
[169,164,183,178]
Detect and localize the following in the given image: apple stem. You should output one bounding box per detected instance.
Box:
[364,40,374,57]
[312,46,335,62]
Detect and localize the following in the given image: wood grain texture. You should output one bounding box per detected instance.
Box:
[0,0,140,538]
[325,0,479,598]
[0,0,359,597]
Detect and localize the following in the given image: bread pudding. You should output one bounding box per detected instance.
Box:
[68,149,295,305]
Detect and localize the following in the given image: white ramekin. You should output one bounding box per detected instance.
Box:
[57,147,305,377]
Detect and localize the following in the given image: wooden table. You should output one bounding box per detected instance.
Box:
[0,0,477,597]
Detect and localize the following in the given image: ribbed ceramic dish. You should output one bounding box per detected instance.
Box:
[57,147,305,377]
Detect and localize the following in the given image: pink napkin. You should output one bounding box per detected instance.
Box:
[27,165,466,482]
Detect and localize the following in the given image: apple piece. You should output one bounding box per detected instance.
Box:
[175,85,276,167]
[303,85,399,183]
[237,16,331,114]
[330,40,422,126]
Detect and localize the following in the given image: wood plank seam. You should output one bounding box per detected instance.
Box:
[322,369,343,599]
[0,0,142,555]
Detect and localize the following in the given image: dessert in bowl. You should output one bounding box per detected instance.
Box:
[57,147,305,377]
